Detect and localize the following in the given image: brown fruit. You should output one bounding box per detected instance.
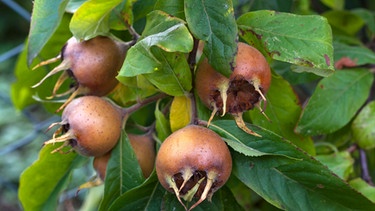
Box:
[93,152,111,181]
[44,96,123,157]
[155,125,232,211]
[33,36,127,111]
[195,42,271,136]
[128,134,156,178]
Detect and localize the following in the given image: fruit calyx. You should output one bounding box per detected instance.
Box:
[195,42,271,136]
[156,125,232,210]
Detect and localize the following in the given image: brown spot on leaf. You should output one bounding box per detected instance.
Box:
[317,184,325,189]
[295,58,314,67]
[324,54,330,66]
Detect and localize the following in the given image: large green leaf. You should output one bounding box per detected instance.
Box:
[155,0,185,19]
[349,178,375,203]
[108,179,162,211]
[108,178,243,211]
[27,0,69,65]
[351,101,375,149]
[211,120,375,210]
[238,10,334,76]
[209,121,298,159]
[70,0,123,40]
[142,50,192,96]
[352,8,375,37]
[185,0,237,77]
[296,69,374,136]
[323,10,364,36]
[99,131,145,210]
[119,10,193,76]
[18,144,85,211]
[109,0,137,30]
[248,74,315,155]
[118,10,193,96]
[315,151,354,180]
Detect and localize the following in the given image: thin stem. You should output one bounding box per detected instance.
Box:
[120,93,168,118]
[188,38,200,125]
[359,148,374,186]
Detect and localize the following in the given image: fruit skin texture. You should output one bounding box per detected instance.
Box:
[128,134,156,178]
[62,36,125,96]
[45,96,123,157]
[155,125,232,210]
[196,42,271,115]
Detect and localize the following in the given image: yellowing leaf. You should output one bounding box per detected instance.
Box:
[169,96,191,132]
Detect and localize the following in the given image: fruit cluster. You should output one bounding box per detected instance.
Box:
[35,37,270,210]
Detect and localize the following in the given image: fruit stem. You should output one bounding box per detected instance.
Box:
[121,93,168,117]
[188,38,200,125]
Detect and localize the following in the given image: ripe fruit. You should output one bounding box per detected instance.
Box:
[128,133,156,178]
[195,42,271,136]
[93,152,111,181]
[92,133,156,180]
[44,96,123,157]
[33,36,127,111]
[155,125,232,211]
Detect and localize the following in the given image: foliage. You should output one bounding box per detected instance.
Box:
[13,0,375,210]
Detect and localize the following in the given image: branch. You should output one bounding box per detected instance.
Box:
[359,148,374,186]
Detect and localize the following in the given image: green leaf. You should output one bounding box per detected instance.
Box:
[352,8,375,37]
[19,144,85,211]
[108,178,164,210]
[142,50,192,96]
[27,0,69,65]
[351,101,375,149]
[334,42,375,66]
[238,10,334,75]
[315,151,354,180]
[99,131,145,210]
[209,120,299,158]
[248,74,315,155]
[321,0,345,10]
[12,15,72,111]
[118,10,193,77]
[296,69,374,136]
[110,79,157,105]
[185,0,237,77]
[349,178,375,203]
[109,0,137,30]
[70,0,123,40]
[227,124,375,210]
[323,10,364,36]
[154,99,171,141]
[155,0,185,19]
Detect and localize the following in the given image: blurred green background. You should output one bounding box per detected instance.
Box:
[0,1,58,210]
